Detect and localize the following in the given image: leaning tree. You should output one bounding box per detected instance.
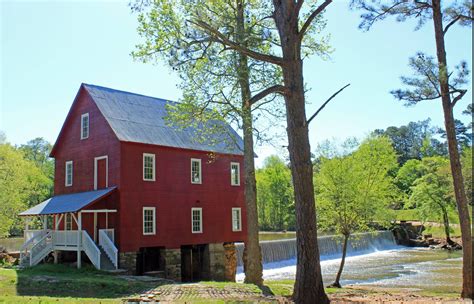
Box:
[352,0,473,298]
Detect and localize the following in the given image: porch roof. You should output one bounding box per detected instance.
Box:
[19,187,117,216]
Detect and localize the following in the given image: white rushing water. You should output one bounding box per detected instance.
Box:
[236,232,462,292]
[235,231,399,266]
[236,247,462,293]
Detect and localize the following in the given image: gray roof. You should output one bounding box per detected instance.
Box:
[83,84,244,155]
[19,187,116,216]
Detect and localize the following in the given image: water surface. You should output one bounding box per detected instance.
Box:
[237,248,462,294]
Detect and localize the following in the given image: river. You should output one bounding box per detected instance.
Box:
[236,232,462,294]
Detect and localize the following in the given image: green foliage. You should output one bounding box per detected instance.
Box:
[373,118,446,164]
[461,147,473,205]
[0,139,53,237]
[256,156,294,231]
[407,157,456,239]
[315,136,398,236]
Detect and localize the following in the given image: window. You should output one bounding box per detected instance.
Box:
[143,153,155,181]
[232,208,242,232]
[65,161,73,186]
[191,158,202,184]
[143,207,156,235]
[65,214,72,230]
[191,207,202,233]
[81,113,89,139]
[230,162,240,186]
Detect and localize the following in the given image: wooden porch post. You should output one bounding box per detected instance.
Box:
[25,217,30,233]
[42,215,47,231]
[77,212,82,269]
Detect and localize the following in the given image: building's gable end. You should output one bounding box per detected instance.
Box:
[50,84,120,157]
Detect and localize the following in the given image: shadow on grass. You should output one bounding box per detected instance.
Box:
[257,284,275,296]
[14,263,165,300]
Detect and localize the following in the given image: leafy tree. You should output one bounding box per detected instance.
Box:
[438,119,472,149]
[408,157,455,244]
[19,138,54,204]
[353,0,473,297]
[256,156,294,231]
[0,143,50,237]
[394,159,425,206]
[463,103,472,128]
[316,136,397,288]
[373,119,446,164]
[134,0,336,301]
[132,0,298,285]
[461,147,472,205]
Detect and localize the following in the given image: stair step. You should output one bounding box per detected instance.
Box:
[99,247,116,271]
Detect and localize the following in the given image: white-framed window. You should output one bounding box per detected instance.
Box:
[230,162,240,186]
[232,208,242,232]
[143,207,156,235]
[143,153,156,181]
[191,158,202,184]
[65,214,73,230]
[81,113,89,139]
[65,160,73,187]
[191,207,203,233]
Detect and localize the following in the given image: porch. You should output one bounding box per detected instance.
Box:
[19,187,119,271]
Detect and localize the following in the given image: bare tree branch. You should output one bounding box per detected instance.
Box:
[307,83,350,125]
[443,15,461,35]
[299,0,332,39]
[451,89,467,108]
[188,19,285,66]
[248,85,287,106]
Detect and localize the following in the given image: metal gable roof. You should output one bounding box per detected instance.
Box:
[82,84,244,155]
[19,187,116,216]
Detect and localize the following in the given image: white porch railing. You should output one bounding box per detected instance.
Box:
[82,231,100,270]
[20,230,114,271]
[20,230,48,265]
[24,230,44,243]
[53,231,80,247]
[99,229,118,269]
[101,229,115,242]
[29,231,53,266]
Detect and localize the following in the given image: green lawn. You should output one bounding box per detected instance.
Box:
[392,208,462,223]
[0,264,462,303]
[0,264,159,303]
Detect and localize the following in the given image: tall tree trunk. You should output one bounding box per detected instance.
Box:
[273,2,328,303]
[432,0,472,298]
[330,233,349,288]
[236,0,263,286]
[440,206,452,244]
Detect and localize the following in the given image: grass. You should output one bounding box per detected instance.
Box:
[0,264,463,303]
[0,264,159,303]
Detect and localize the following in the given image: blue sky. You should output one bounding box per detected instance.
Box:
[1,0,472,167]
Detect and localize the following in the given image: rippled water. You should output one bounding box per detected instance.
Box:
[237,248,462,293]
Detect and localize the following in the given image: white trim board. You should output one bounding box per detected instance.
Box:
[94,155,108,190]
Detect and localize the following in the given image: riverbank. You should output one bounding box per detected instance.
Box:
[0,265,468,303]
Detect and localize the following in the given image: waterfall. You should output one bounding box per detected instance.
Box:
[235,231,397,266]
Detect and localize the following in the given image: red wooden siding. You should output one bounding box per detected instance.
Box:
[118,142,247,252]
[52,87,121,195]
[51,84,246,254]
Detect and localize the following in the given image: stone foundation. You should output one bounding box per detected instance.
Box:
[208,243,226,281]
[223,243,237,282]
[119,252,138,274]
[163,248,181,282]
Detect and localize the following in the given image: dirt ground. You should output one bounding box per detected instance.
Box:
[124,283,470,303]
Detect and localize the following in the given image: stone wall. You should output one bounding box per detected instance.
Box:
[163,248,181,282]
[119,252,137,274]
[223,243,237,282]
